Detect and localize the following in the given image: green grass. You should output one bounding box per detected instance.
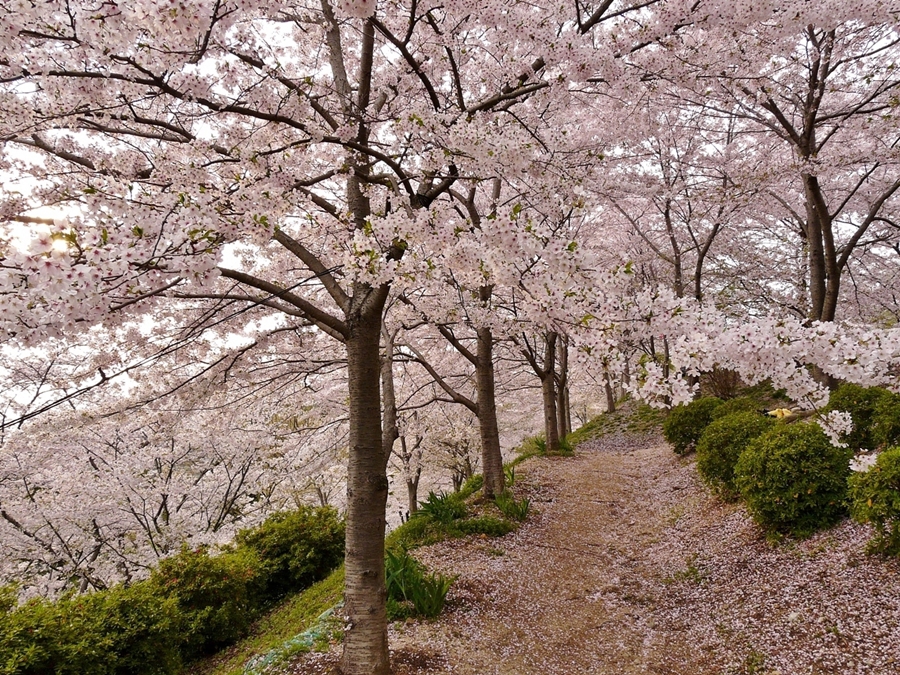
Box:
[566,400,670,447]
[186,567,344,675]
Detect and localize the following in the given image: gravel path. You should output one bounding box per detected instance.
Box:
[286,433,900,675]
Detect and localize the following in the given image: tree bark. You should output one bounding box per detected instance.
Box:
[541,333,560,452]
[556,335,571,437]
[604,371,616,413]
[341,289,390,675]
[475,324,505,499]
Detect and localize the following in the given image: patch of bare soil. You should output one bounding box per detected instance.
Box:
[286,433,900,674]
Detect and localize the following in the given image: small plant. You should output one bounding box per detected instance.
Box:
[849,446,900,555]
[734,423,853,538]
[504,464,516,486]
[416,491,467,525]
[494,491,531,521]
[663,396,723,455]
[556,436,575,456]
[696,411,775,498]
[384,549,456,619]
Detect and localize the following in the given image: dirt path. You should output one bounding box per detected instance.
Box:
[289,433,900,675]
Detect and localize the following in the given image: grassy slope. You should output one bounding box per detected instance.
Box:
[186,568,344,675]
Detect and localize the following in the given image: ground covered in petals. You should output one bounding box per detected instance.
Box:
[284,431,900,675]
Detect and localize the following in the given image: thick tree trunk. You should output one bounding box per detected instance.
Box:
[803,174,830,323]
[341,295,390,675]
[475,324,505,499]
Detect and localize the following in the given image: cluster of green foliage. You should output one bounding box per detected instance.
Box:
[234,507,345,604]
[734,423,853,538]
[710,396,762,420]
[384,549,456,620]
[695,411,775,499]
[663,396,722,455]
[826,383,900,450]
[849,447,900,555]
[494,492,531,521]
[0,506,345,675]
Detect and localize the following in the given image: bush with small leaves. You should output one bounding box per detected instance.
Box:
[150,546,263,659]
[849,446,900,555]
[663,396,723,455]
[235,505,345,603]
[826,383,890,450]
[872,392,900,450]
[734,423,853,537]
[711,396,763,420]
[0,581,182,675]
[696,411,775,498]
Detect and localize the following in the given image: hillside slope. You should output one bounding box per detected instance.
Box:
[284,431,900,675]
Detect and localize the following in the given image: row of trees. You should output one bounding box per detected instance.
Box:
[1,2,898,673]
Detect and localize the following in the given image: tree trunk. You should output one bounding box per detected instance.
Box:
[541,333,560,452]
[406,471,420,516]
[803,173,830,323]
[556,335,571,438]
[475,324,505,499]
[604,371,616,413]
[341,293,390,675]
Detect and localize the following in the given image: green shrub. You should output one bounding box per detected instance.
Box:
[384,549,455,620]
[0,582,182,675]
[826,383,890,450]
[734,423,853,537]
[415,491,467,525]
[458,474,483,499]
[849,447,900,555]
[663,396,723,455]
[696,412,775,498]
[151,546,262,659]
[455,516,516,537]
[873,392,900,450]
[235,505,345,603]
[711,396,762,420]
[494,492,531,521]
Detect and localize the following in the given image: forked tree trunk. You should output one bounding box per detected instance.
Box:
[476,324,505,498]
[341,295,390,675]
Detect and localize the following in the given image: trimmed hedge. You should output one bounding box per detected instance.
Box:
[0,506,345,674]
[695,411,775,498]
[734,423,852,537]
[663,396,722,455]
